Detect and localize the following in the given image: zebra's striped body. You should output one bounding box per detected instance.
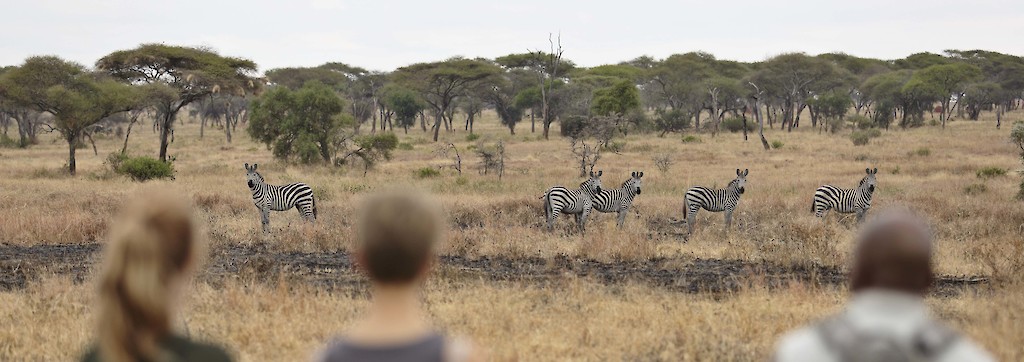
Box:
[593,171,644,228]
[684,169,748,237]
[541,171,603,234]
[813,168,877,223]
[245,163,317,233]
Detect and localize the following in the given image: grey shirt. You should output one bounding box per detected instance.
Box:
[317,332,445,362]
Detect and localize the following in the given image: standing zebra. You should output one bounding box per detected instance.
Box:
[683,169,749,237]
[245,163,317,233]
[541,170,603,234]
[593,171,644,228]
[812,168,877,223]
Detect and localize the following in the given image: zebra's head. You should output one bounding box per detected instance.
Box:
[861,168,878,194]
[583,170,604,195]
[731,168,749,194]
[244,163,263,189]
[627,171,644,195]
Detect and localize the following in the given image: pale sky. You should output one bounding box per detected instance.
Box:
[3,0,1022,73]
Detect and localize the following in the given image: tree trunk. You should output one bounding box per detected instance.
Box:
[121,117,138,155]
[432,111,442,142]
[996,104,1002,129]
[420,111,427,132]
[753,102,770,150]
[741,110,749,141]
[542,102,551,140]
[67,132,78,175]
[225,116,232,143]
[530,110,535,133]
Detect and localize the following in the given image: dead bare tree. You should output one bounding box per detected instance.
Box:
[749,82,771,150]
[438,143,462,175]
[529,34,565,140]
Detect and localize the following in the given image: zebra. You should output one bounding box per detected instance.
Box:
[683,169,749,237]
[812,168,877,223]
[540,170,603,234]
[592,171,644,228]
[245,163,317,233]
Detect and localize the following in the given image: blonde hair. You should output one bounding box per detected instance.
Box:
[97,189,203,362]
[356,192,443,284]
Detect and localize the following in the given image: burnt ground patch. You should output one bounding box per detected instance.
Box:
[0,243,987,297]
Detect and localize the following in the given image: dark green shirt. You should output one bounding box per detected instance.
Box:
[81,335,232,362]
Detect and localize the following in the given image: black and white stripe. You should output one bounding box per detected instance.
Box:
[812,168,877,223]
[541,170,603,233]
[593,171,644,228]
[683,169,748,237]
[245,163,317,233]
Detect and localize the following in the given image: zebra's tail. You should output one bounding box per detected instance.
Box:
[682,196,689,220]
[810,198,815,214]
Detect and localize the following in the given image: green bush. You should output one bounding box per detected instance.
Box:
[721,117,756,133]
[976,167,1007,179]
[416,167,440,178]
[465,133,480,142]
[909,147,930,157]
[111,154,174,181]
[847,115,874,130]
[0,134,18,148]
[963,183,987,196]
[850,129,882,146]
[398,142,414,151]
[681,135,701,143]
[771,140,784,149]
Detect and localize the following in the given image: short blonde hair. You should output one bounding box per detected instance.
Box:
[98,189,203,362]
[356,192,443,284]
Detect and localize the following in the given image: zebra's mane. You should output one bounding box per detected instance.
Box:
[858,175,868,187]
[727,179,740,188]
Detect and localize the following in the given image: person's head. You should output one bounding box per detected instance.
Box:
[97,189,203,362]
[850,208,933,296]
[356,192,443,287]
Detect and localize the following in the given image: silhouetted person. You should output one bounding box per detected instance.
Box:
[773,209,993,362]
[315,192,482,362]
[82,190,231,362]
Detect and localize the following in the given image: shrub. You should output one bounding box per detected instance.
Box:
[908,148,930,157]
[721,117,756,133]
[606,141,626,153]
[416,167,440,178]
[771,140,784,149]
[976,167,1007,179]
[681,135,701,143]
[963,183,987,196]
[851,129,882,146]
[465,133,480,142]
[113,155,175,182]
[653,109,692,135]
[826,118,847,134]
[847,115,874,130]
[652,154,673,173]
[0,134,18,148]
[398,142,414,151]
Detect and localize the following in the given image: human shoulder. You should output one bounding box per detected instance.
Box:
[937,338,996,362]
[772,326,834,362]
[166,335,233,362]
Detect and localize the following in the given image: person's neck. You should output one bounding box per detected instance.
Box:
[348,282,433,345]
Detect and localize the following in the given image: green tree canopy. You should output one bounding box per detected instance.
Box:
[248,82,349,164]
[383,87,424,133]
[97,44,258,161]
[0,56,140,174]
[391,57,500,141]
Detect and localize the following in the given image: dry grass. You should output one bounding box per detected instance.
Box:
[1,111,1023,360]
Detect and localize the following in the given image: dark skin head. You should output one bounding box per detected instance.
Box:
[850,210,934,296]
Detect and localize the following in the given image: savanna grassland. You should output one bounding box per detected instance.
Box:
[1,112,1022,361]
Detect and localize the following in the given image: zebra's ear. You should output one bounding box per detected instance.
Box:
[865,168,871,174]
[639,171,644,178]
[253,163,258,171]
[631,171,636,178]
[743,169,749,177]
[244,163,250,171]
[597,170,603,177]
[872,167,878,174]
[736,168,741,176]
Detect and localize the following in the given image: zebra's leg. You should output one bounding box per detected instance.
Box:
[260,208,270,234]
[856,209,866,224]
[579,209,590,235]
[724,209,733,232]
[686,206,698,236]
[616,210,627,228]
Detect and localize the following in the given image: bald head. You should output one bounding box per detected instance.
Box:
[850,209,934,295]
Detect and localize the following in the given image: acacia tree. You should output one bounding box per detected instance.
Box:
[0,66,45,147]
[383,87,423,134]
[248,82,348,164]
[750,53,844,132]
[910,63,982,125]
[496,36,574,139]
[97,44,257,162]
[1,56,139,174]
[392,57,499,141]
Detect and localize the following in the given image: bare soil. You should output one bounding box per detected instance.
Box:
[0,243,988,297]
